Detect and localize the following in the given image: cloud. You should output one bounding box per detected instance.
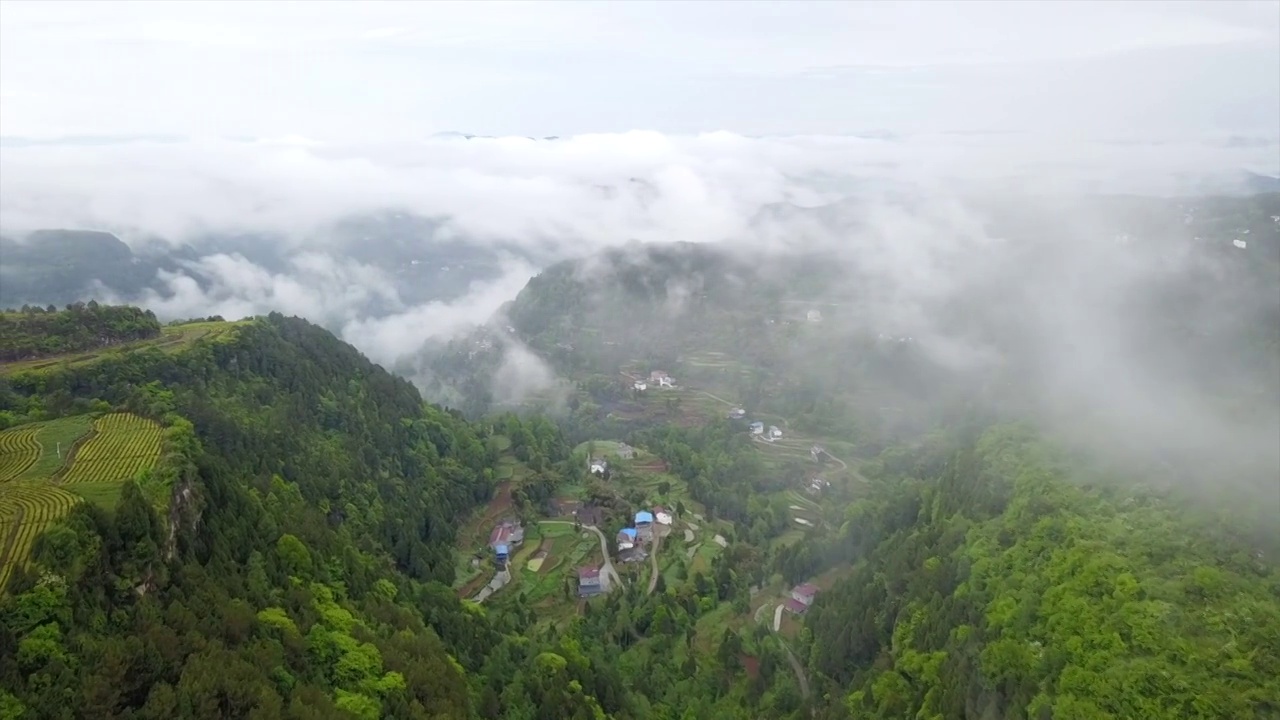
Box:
[2,131,1275,249]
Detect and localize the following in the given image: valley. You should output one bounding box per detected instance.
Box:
[1,190,1278,719]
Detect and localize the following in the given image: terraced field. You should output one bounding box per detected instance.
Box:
[0,426,39,481]
[61,413,163,483]
[0,412,165,591]
[0,484,80,589]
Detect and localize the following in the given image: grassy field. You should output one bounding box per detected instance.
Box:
[0,320,249,376]
[0,411,165,591]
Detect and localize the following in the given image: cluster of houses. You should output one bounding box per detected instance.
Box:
[488,519,525,568]
[612,506,672,563]
[784,583,819,615]
[589,443,636,476]
[749,421,783,440]
[634,370,676,391]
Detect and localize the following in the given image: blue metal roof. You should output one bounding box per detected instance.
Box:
[635,511,654,523]
[495,544,509,555]
[621,528,637,538]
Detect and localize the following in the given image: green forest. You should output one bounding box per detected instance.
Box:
[0,303,161,363]
[1,300,1278,719]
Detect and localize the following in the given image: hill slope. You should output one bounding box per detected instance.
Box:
[0,311,517,718]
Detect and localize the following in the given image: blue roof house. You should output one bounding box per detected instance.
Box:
[635,511,654,526]
[495,544,509,564]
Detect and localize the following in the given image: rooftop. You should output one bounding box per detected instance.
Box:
[794,582,819,596]
[579,566,600,580]
[635,510,654,523]
[784,598,810,614]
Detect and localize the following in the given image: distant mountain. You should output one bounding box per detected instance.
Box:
[0,212,524,311]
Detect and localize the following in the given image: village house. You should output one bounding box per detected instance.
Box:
[810,445,826,462]
[489,519,524,551]
[728,407,746,420]
[633,380,648,391]
[653,506,673,526]
[495,543,510,568]
[578,566,604,597]
[616,527,637,550]
[749,421,765,435]
[616,443,637,460]
[768,425,783,440]
[649,370,675,388]
[589,457,609,476]
[807,309,823,323]
[635,510,654,541]
[785,583,819,614]
[807,476,830,495]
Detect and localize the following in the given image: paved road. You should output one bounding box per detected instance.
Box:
[540,520,622,590]
[471,568,511,603]
[773,603,785,631]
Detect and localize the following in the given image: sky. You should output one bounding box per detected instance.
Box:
[1,0,1277,140]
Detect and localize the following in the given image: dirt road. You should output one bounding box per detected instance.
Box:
[646,529,664,595]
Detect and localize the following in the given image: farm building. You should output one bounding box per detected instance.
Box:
[783,598,810,615]
[749,421,765,435]
[807,476,830,495]
[649,370,675,388]
[652,506,673,526]
[489,519,524,550]
[635,510,654,541]
[791,583,819,607]
[617,527,637,550]
[578,566,604,597]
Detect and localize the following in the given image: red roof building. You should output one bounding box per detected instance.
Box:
[784,598,810,614]
[791,583,819,606]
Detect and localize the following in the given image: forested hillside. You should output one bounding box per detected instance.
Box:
[800,424,1280,720]
[0,303,161,362]
[0,311,576,718]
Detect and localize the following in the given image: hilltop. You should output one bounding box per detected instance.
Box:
[427,192,1280,484]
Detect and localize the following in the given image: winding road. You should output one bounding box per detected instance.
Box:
[539,520,622,590]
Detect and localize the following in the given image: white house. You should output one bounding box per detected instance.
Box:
[1234,239,1248,249]
[658,376,675,388]
[653,506,673,526]
[769,425,782,440]
[589,457,608,475]
[633,380,648,391]
[806,309,822,323]
[749,421,765,435]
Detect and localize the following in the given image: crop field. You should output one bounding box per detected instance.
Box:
[0,483,80,590]
[0,426,39,481]
[61,413,163,483]
[0,412,166,591]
